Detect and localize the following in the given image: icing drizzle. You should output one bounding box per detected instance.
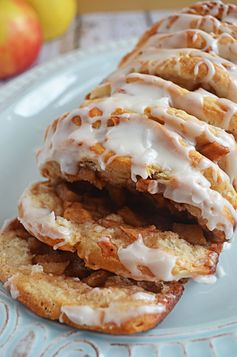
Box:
[61,300,165,327]
[38,87,237,239]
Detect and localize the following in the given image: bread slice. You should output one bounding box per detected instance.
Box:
[119,29,237,65]
[182,1,237,21]
[114,48,237,103]
[18,181,222,282]
[0,219,183,335]
[131,13,237,60]
[89,72,237,154]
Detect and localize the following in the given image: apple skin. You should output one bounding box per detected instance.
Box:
[0,0,42,79]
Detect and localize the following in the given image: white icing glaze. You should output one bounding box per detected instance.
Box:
[59,313,64,323]
[194,260,226,283]
[156,13,232,37]
[18,188,73,243]
[209,251,219,267]
[61,305,100,326]
[112,73,237,187]
[141,29,237,64]
[115,73,237,189]
[224,15,237,25]
[4,276,20,299]
[98,236,111,243]
[132,292,157,302]
[206,1,229,19]
[38,87,237,239]
[112,48,237,102]
[53,241,67,250]
[103,302,165,324]
[61,301,165,327]
[175,87,237,131]
[207,1,237,26]
[216,264,226,278]
[193,274,217,284]
[118,234,177,281]
[121,73,237,139]
[223,242,232,250]
[183,1,234,20]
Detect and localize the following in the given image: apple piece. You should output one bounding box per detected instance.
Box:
[0,0,42,79]
[27,0,77,41]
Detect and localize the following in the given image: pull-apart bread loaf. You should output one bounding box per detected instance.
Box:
[36,1,237,245]
[1,1,237,334]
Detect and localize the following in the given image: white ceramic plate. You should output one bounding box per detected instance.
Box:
[1,39,237,357]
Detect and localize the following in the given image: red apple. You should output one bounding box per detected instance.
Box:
[0,0,42,79]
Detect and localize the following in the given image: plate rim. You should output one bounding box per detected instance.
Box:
[0,38,136,111]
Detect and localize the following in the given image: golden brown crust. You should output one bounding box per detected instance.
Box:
[0,221,184,334]
[89,75,237,140]
[119,50,237,102]
[182,1,237,20]
[120,31,237,72]
[123,12,237,64]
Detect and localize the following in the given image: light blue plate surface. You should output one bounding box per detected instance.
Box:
[1,39,237,357]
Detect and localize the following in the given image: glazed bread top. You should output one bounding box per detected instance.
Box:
[37,1,237,241]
